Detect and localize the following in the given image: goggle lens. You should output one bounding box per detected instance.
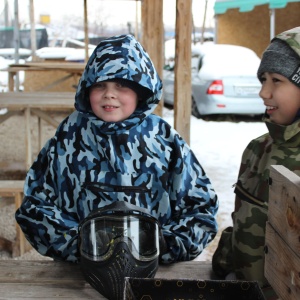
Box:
[80,215,159,261]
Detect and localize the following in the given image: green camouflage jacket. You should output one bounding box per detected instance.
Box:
[212,117,300,289]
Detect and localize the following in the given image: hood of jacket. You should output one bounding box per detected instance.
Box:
[74,34,163,133]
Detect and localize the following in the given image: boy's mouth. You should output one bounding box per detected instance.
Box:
[266,105,278,111]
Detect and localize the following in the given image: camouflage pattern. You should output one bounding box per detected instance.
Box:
[276,26,300,57]
[15,34,218,263]
[212,117,300,290]
[257,27,300,90]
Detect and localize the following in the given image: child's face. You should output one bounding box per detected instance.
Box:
[259,72,300,125]
[89,81,138,122]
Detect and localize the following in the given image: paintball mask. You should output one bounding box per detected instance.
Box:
[78,201,160,300]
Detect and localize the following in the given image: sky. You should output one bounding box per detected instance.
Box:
[3,0,216,29]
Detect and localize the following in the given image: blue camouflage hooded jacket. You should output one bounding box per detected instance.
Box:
[15,34,218,263]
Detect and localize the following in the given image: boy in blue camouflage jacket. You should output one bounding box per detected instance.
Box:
[15,34,218,264]
[212,27,300,299]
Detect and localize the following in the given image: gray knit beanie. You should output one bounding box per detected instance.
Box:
[257,26,300,88]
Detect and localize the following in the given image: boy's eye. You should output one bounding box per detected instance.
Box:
[272,77,281,83]
[116,83,127,88]
[92,83,104,89]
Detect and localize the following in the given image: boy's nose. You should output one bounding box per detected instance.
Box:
[259,83,272,100]
[104,87,116,98]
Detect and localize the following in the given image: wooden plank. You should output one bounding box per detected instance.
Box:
[0,260,214,283]
[0,180,24,193]
[159,260,215,279]
[0,92,75,111]
[265,222,300,300]
[0,260,214,299]
[8,71,15,91]
[141,0,164,117]
[0,284,98,299]
[0,261,85,284]
[14,190,32,256]
[269,165,300,255]
[6,62,85,71]
[25,107,32,170]
[0,92,74,99]
[174,0,192,144]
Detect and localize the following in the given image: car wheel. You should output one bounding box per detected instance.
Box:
[191,97,201,118]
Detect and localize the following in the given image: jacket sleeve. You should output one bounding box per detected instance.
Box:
[160,141,219,264]
[15,137,80,262]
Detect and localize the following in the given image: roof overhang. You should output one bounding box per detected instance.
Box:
[214,0,300,14]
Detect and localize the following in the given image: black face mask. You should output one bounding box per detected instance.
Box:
[80,241,158,300]
[78,202,160,300]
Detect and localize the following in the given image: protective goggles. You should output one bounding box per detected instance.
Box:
[79,206,160,262]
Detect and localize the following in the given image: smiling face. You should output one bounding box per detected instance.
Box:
[259,72,300,125]
[89,81,138,122]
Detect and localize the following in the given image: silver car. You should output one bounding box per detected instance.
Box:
[163,43,265,118]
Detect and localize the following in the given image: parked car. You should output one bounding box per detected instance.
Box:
[163,43,265,118]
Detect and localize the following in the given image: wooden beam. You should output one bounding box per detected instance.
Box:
[141,0,164,117]
[25,108,32,170]
[84,0,89,63]
[29,0,37,60]
[174,0,192,144]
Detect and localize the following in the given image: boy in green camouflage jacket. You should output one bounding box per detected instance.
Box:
[212,26,300,300]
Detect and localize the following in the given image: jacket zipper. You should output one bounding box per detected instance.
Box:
[234,183,268,209]
[83,182,150,194]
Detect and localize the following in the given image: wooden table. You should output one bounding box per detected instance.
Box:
[4,62,85,91]
[0,92,75,170]
[0,260,215,299]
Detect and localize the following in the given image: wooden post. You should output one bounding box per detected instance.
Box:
[174,0,192,144]
[141,0,164,117]
[29,0,37,61]
[25,107,32,170]
[84,0,89,63]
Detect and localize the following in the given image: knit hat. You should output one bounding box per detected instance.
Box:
[104,78,153,101]
[257,26,300,88]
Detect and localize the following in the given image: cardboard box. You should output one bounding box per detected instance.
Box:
[124,278,265,300]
